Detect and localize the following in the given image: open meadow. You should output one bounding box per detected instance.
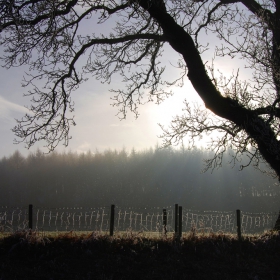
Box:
[0,230,280,280]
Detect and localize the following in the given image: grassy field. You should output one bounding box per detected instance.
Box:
[0,230,280,279]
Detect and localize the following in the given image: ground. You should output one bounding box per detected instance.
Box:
[0,231,280,279]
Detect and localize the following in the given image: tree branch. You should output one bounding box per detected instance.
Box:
[137,0,280,178]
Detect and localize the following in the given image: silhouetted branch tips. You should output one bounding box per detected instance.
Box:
[1,0,280,178]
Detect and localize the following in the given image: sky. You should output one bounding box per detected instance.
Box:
[0,6,246,159]
[0,51,205,158]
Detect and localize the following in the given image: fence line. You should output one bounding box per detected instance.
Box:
[0,205,278,238]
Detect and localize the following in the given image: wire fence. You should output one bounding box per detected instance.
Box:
[0,205,278,235]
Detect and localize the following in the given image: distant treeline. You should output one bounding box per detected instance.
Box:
[0,147,279,212]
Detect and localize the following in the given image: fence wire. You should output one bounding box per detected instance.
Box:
[114,207,171,234]
[33,207,111,231]
[0,206,278,234]
[182,210,236,233]
[0,207,28,231]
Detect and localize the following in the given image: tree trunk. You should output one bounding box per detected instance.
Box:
[138,0,280,179]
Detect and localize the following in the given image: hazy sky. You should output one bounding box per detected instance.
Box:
[0,51,205,158]
[0,10,246,159]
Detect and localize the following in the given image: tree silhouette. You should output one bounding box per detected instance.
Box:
[0,0,279,178]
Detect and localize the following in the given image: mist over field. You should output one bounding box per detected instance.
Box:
[0,147,278,212]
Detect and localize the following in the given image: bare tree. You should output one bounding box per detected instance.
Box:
[0,0,279,179]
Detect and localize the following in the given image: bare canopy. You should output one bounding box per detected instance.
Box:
[0,0,279,179]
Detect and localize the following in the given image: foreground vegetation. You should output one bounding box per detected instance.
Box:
[0,230,280,279]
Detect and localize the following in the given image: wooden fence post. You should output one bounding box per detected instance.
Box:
[110,204,115,236]
[28,204,33,230]
[179,206,182,238]
[236,209,241,240]
[163,209,167,235]
[273,211,280,231]
[175,204,178,237]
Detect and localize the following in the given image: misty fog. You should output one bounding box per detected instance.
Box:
[0,147,279,212]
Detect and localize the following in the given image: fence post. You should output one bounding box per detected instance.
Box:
[236,209,241,240]
[273,211,280,231]
[163,209,167,235]
[179,206,182,238]
[110,204,115,236]
[28,204,33,230]
[175,204,178,237]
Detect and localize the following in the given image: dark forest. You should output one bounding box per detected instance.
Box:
[0,147,278,212]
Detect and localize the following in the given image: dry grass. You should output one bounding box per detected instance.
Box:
[0,230,280,279]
